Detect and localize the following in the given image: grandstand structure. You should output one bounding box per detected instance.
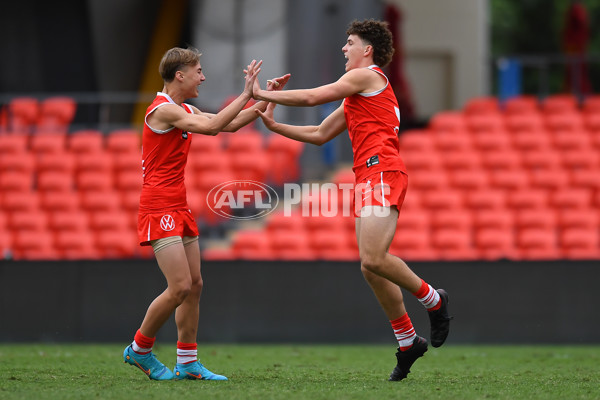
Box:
[1,93,599,262]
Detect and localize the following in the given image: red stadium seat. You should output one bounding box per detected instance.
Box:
[231,230,275,260]
[549,189,592,210]
[0,153,35,175]
[115,170,142,191]
[37,96,77,133]
[471,130,512,152]
[398,130,435,152]
[541,94,578,115]
[201,246,235,261]
[1,191,40,213]
[463,189,507,210]
[514,209,557,231]
[465,113,505,133]
[266,133,304,186]
[68,130,105,154]
[420,189,463,210]
[557,209,599,230]
[522,149,562,171]
[120,189,141,213]
[398,209,430,232]
[560,227,600,260]
[428,111,466,133]
[570,170,600,190]
[473,209,514,231]
[410,170,448,190]
[463,96,500,115]
[11,229,58,260]
[106,129,141,154]
[266,212,306,233]
[80,190,121,212]
[113,151,141,173]
[89,210,131,232]
[448,169,489,190]
[270,230,316,260]
[502,95,539,115]
[76,171,114,191]
[95,228,138,258]
[561,149,599,171]
[74,151,113,175]
[442,150,481,171]
[225,130,264,154]
[36,171,74,193]
[47,210,90,233]
[8,97,39,132]
[0,170,34,193]
[40,191,80,213]
[545,112,583,133]
[54,230,99,260]
[35,152,76,174]
[431,209,472,231]
[7,210,48,232]
[431,227,477,260]
[29,132,67,154]
[432,131,472,152]
[403,149,442,172]
[0,134,28,155]
[529,168,570,190]
[516,228,560,260]
[480,150,522,171]
[390,229,438,261]
[504,113,544,132]
[552,130,591,151]
[488,169,530,190]
[511,130,552,152]
[230,151,269,182]
[505,189,548,210]
[474,227,516,260]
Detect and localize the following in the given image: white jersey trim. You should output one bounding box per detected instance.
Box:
[145,92,195,134]
[359,65,389,97]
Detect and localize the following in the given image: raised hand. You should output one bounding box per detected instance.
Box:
[243,59,262,96]
[255,102,276,129]
[267,73,291,91]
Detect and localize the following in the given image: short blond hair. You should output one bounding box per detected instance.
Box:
[158,46,202,82]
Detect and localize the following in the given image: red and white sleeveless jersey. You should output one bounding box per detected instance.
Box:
[343,65,406,182]
[139,92,194,212]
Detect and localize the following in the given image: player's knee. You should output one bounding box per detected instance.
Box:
[190,276,203,295]
[170,281,192,303]
[360,253,386,274]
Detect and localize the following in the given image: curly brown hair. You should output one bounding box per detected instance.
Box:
[346,19,395,68]
[159,46,202,82]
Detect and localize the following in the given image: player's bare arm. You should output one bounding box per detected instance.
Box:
[197,73,291,132]
[150,59,262,135]
[256,103,346,146]
[252,68,382,107]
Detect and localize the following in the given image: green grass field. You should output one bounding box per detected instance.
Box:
[0,344,598,400]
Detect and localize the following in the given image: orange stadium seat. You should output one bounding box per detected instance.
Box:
[68,129,105,154]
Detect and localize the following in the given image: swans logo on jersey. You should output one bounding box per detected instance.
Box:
[160,214,175,231]
[182,131,188,139]
[207,180,279,220]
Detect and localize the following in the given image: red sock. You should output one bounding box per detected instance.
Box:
[132,329,155,354]
[412,279,441,311]
[390,313,416,351]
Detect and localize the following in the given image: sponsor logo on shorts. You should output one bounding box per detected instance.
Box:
[160,214,175,231]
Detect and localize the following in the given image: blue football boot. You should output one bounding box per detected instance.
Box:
[173,361,228,380]
[123,345,174,380]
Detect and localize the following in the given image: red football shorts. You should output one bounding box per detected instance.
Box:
[353,170,408,217]
[138,208,200,246]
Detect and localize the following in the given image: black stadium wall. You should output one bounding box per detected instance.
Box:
[0,260,598,344]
